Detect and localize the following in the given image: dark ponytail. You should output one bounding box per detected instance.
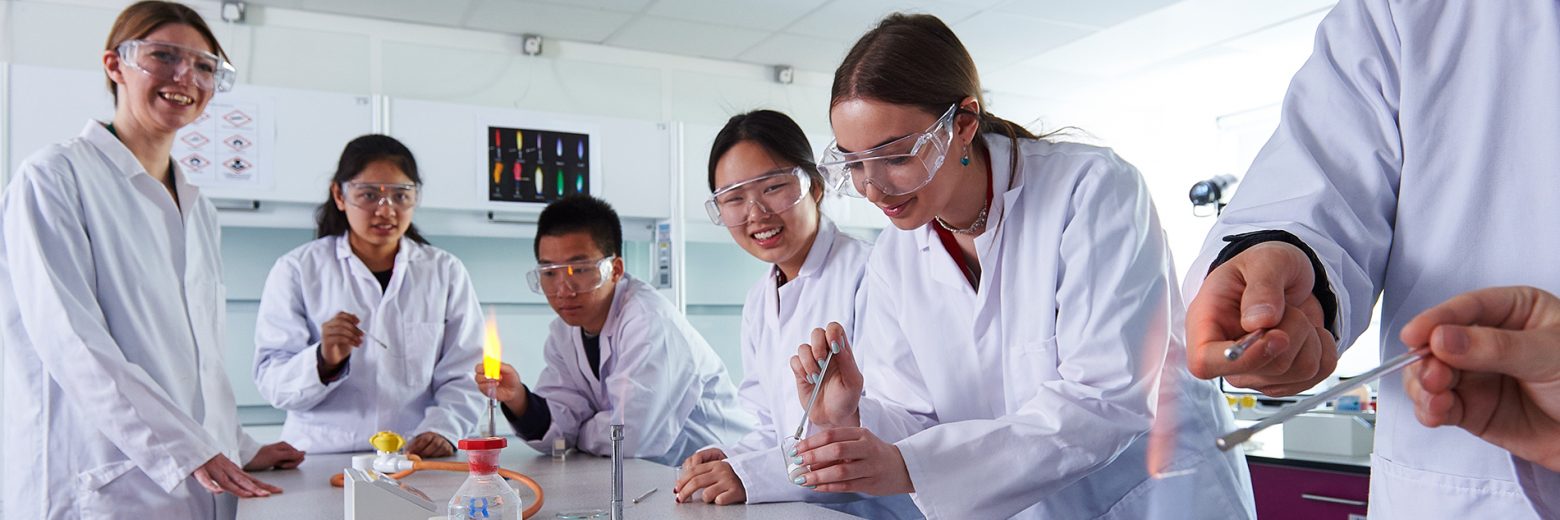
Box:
[315,134,430,245]
[831,13,1047,168]
[707,110,824,203]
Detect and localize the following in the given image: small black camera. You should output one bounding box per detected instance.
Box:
[1189,174,1237,216]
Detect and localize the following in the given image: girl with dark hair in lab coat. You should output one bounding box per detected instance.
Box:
[672,109,920,518]
[252,134,485,457]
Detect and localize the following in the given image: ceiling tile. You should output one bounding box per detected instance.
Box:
[1219,10,1326,54]
[526,0,654,14]
[737,33,851,72]
[303,0,475,27]
[992,0,1182,29]
[647,0,830,31]
[787,0,982,41]
[242,0,308,9]
[606,16,772,61]
[955,11,1095,70]
[1014,0,1337,77]
[463,1,635,42]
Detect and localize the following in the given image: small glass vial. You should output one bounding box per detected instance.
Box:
[552,438,568,459]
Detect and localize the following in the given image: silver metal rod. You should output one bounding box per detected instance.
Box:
[792,346,836,439]
[486,386,497,438]
[632,488,656,504]
[1223,329,1267,361]
[362,330,390,350]
[611,424,624,520]
[1216,349,1428,451]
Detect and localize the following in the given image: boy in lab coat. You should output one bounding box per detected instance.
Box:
[476,195,752,464]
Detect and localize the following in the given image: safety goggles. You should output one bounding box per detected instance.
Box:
[526,257,615,295]
[342,182,420,210]
[705,166,813,227]
[116,39,236,93]
[817,104,960,198]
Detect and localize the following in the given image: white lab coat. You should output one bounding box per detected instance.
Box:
[252,235,485,453]
[1184,1,1560,517]
[526,275,752,465]
[0,121,258,519]
[1516,459,1560,518]
[719,217,921,518]
[854,134,1254,519]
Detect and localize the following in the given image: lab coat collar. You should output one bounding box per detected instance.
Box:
[81,120,205,217]
[912,133,1022,251]
[910,132,1024,288]
[573,273,639,381]
[770,215,841,284]
[81,120,143,179]
[333,233,427,265]
[599,272,636,337]
[979,132,1023,245]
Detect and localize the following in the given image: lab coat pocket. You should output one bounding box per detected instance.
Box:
[1008,335,1062,406]
[395,321,444,388]
[73,459,143,517]
[77,459,205,518]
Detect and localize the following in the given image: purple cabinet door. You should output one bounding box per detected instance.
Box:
[1250,462,1370,519]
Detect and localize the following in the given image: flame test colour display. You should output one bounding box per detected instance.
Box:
[487,126,590,203]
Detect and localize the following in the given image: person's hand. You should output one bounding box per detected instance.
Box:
[320,312,364,371]
[794,427,913,495]
[1400,286,1560,471]
[193,454,283,498]
[674,448,745,505]
[1187,241,1338,396]
[474,361,528,414]
[789,323,863,429]
[407,431,455,458]
[243,442,305,471]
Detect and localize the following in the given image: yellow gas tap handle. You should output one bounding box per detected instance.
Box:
[370,431,405,453]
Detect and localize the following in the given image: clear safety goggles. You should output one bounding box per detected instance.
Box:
[818,104,960,198]
[705,166,813,227]
[116,39,236,93]
[526,257,615,295]
[342,182,420,210]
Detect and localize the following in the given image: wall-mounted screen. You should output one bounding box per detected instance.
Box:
[487,126,591,203]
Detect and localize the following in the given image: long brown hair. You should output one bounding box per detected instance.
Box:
[832,13,1039,167]
[104,1,228,105]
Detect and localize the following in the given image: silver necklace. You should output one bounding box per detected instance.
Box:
[934,203,989,235]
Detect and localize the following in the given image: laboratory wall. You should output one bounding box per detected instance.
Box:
[0,0,815,441]
[0,0,1380,447]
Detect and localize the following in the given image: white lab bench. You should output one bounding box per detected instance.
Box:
[236,442,859,520]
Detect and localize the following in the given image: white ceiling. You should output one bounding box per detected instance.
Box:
[240,0,1339,108]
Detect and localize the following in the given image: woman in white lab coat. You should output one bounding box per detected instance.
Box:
[785,14,1253,519]
[0,2,303,518]
[252,134,484,455]
[1181,1,1560,517]
[671,110,919,517]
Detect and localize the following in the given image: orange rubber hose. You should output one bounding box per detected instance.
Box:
[331,455,546,519]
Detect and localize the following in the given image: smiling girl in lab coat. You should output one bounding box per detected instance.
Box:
[0,2,303,517]
[785,13,1254,519]
[671,110,919,518]
[252,134,485,456]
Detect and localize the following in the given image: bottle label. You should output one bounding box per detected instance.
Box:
[463,497,491,518]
